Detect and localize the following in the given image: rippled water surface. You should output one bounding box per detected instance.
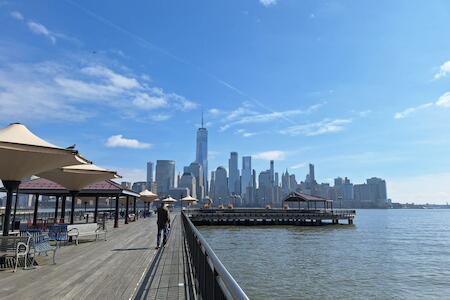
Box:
[199,209,450,299]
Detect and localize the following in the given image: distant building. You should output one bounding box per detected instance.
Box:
[178,172,196,198]
[214,166,229,204]
[354,177,388,207]
[209,171,215,200]
[146,161,153,188]
[121,182,132,189]
[258,170,273,205]
[196,115,208,194]
[228,152,240,195]
[167,187,189,200]
[241,156,252,203]
[184,162,204,201]
[132,181,147,193]
[155,160,175,197]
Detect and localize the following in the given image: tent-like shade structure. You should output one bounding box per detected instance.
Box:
[139,189,158,203]
[181,195,198,203]
[162,196,177,203]
[37,164,120,224]
[0,123,88,235]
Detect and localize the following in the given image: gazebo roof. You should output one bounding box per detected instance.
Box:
[283,192,332,202]
[19,177,140,197]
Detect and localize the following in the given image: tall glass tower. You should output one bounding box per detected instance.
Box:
[196,113,208,196]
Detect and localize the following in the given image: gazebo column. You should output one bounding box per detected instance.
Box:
[125,196,129,224]
[11,188,19,230]
[114,195,119,228]
[69,191,78,225]
[133,197,137,220]
[54,195,60,220]
[307,201,309,210]
[2,180,21,236]
[33,194,40,226]
[94,196,99,223]
[61,196,66,223]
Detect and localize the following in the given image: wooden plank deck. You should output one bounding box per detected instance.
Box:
[144,215,191,300]
[0,217,159,300]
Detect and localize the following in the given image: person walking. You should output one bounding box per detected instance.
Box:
[155,202,170,249]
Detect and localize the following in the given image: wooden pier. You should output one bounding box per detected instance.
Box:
[186,208,356,226]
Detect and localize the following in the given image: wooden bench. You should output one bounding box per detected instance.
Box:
[67,223,107,245]
[0,236,30,272]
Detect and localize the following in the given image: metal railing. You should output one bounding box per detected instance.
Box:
[181,212,249,300]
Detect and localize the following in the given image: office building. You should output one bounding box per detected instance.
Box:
[184,162,204,201]
[214,166,229,204]
[196,114,208,194]
[178,172,196,198]
[146,161,153,188]
[155,160,175,196]
[228,152,240,195]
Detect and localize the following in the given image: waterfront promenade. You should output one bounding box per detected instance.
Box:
[0,217,158,299]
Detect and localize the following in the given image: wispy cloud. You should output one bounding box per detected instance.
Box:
[435,92,450,107]
[434,61,450,80]
[10,11,23,20]
[105,135,152,149]
[27,21,57,44]
[150,114,172,122]
[280,118,352,136]
[253,150,286,161]
[235,129,260,138]
[394,102,434,119]
[218,102,324,132]
[394,92,450,119]
[290,162,306,169]
[259,0,278,7]
[0,59,196,122]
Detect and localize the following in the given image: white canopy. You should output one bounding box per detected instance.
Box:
[139,189,158,203]
[0,123,88,181]
[162,196,177,203]
[181,195,198,203]
[37,164,119,191]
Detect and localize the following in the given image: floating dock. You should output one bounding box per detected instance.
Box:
[186,208,356,226]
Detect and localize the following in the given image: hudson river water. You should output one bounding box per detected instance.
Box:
[199,209,450,299]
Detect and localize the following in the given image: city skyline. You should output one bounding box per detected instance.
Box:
[2,1,450,203]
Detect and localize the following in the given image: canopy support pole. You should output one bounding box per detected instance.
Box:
[94,196,99,223]
[54,196,59,220]
[70,191,78,225]
[114,195,119,228]
[125,196,129,224]
[133,197,137,220]
[11,189,19,230]
[33,194,40,226]
[61,196,66,223]
[2,180,20,236]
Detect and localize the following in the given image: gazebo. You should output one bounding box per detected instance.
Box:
[283,192,333,210]
[139,189,158,218]
[19,178,140,228]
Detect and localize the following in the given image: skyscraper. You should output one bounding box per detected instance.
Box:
[228,152,239,195]
[214,166,229,204]
[184,162,204,201]
[146,161,153,188]
[155,160,175,196]
[178,172,196,197]
[309,163,315,182]
[270,160,275,186]
[195,113,208,196]
[241,156,252,202]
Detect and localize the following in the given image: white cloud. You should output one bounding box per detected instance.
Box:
[280,119,352,136]
[27,21,57,44]
[111,167,146,184]
[235,129,258,138]
[394,102,434,119]
[150,114,171,122]
[253,150,286,161]
[259,0,277,7]
[208,108,222,116]
[388,173,450,204]
[105,134,152,149]
[10,11,24,20]
[434,61,450,80]
[82,65,140,89]
[435,92,450,107]
[290,162,306,169]
[0,59,196,122]
[132,93,167,110]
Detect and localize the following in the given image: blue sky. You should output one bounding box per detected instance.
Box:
[1,0,450,203]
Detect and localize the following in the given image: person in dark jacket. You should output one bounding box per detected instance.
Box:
[155,202,170,249]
